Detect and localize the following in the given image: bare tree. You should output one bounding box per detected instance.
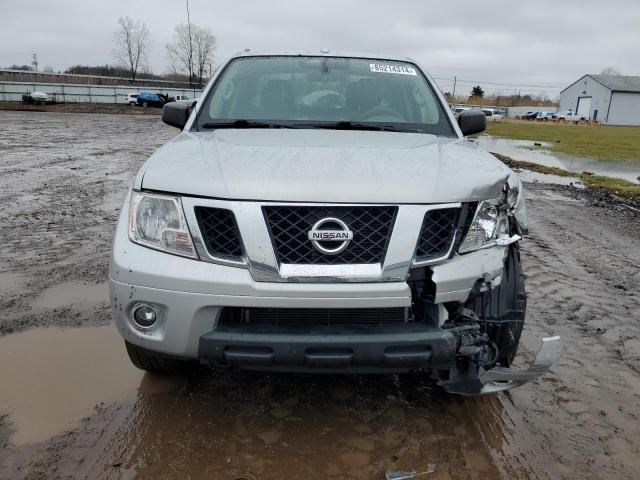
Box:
[166,24,216,87]
[113,16,150,82]
[193,27,216,86]
[600,66,621,77]
[166,24,193,83]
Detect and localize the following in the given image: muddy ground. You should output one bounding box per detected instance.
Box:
[1,110,639,480]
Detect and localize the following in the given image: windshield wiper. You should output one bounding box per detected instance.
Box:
[305,121,420,133]
[201,119,297,129]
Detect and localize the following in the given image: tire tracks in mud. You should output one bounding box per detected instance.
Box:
[496,184,640,480]
[0,112,176,335]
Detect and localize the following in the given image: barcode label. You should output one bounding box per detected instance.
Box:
[369,63,417,75]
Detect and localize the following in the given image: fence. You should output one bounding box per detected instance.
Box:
[0,81,201,104]
[0,69,192,88]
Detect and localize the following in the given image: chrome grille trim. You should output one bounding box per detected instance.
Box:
[180,198,462,282]
[263,206,397,265]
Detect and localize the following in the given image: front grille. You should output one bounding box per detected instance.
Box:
[415,208,460,260]
[194,207,244,258]
[221,307,409,328]
[263,206,397,265]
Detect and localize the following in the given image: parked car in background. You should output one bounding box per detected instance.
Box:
[521,111,539,120]
[515,111,534,120]
[452,106,470,119]
[172,94,192,103]
[125,93,139,106]
[536,112,555,121]
[481,108,504,121]
[136,91,171,108]
[22,91,49,105]
[555,111,587,123]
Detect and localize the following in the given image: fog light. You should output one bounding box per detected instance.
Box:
[133,305,157,328]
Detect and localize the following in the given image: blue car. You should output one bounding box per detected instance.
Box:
[136,91,170,108]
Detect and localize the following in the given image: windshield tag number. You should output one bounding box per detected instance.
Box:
[369,63,417,75]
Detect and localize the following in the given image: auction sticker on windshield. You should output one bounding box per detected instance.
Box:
[369,63,417,75]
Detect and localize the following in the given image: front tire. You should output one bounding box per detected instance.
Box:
[465,243,526,366]
[125,341,195,374]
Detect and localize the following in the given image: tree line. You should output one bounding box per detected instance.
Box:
[4,16,215,87]
[113,16,216,87]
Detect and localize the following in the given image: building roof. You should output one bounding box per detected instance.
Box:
[589,74,640,93]
[561,74,640,94]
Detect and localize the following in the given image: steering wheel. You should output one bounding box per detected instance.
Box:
[360,106,404,122]
[315,92,344,108]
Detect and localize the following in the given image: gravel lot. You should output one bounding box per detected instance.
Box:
[1,110,640,480]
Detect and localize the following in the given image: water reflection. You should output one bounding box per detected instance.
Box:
[474,136,640,184]
[92,370,511,480]
[0,324,518,479]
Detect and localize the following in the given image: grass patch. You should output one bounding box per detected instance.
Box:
[580,174,640,201]
[493,153,640,201]
[485,121,640,162]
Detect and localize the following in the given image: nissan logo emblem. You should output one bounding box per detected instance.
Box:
[307,217,353,255]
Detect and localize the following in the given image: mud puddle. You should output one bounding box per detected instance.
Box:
[0,326,504,479]
[0,325,143,445]
[474,136,640,183]
[76,369,503,480]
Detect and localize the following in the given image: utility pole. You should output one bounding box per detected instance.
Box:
[186,0,194,86]
[31,53,38,72]
[452,75,457,98]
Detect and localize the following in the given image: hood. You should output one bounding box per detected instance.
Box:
[140,129,513,203]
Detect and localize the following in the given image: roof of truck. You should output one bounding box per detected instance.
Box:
[231,49,416,63]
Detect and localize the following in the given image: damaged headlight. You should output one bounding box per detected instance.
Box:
[458,197,510,253]
[128,191,197,258]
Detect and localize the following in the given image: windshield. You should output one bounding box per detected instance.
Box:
[196,56,454,136]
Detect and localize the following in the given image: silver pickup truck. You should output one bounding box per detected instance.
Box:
[109,50,559,395]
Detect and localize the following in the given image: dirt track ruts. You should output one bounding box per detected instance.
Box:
[1,111,639,480]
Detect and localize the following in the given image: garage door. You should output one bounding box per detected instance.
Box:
[607,92,640,126]
[576,97,592,118]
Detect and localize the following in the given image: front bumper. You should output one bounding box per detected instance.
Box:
[199,323,456,373]
[109,229,505,360]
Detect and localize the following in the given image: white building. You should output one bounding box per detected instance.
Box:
[559,74,640,126]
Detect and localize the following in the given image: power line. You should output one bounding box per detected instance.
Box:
[455,79,563,88]
[431,75,563,89]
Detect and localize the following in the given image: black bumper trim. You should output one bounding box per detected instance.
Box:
[198,325,457,373]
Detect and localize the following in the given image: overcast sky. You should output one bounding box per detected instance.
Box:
[1,0,639,98]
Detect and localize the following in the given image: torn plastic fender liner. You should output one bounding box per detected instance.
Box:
[440,336,561,395]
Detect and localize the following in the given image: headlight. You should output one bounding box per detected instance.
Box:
[458,198,510,253]
[128,191,197,258]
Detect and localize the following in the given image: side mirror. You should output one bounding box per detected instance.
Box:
[162,102,192,129]
[457,109,486,136]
